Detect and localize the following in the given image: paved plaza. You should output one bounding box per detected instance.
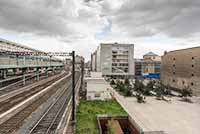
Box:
[112,89,200,134]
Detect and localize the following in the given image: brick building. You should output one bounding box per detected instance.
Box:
[160,47,200,96]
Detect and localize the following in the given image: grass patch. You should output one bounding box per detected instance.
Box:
[76,99,127,134]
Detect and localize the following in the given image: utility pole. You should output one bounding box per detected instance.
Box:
[81,60,84,95]
[71,51,75,121]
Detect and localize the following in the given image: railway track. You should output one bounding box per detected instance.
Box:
[28,82,73,134]
[0,71,62,95]
[0,72,80,134]
[28,73,80,134]
[0,72,68,115]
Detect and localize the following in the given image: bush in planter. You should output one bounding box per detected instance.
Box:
[180,87,193,103]
[143,88,152,96]
[124,78,130,85]
[134,80,144,92]
[163,85,171,95]
[110,79,115,85]
[123,86,132,96]
[180,87,192,97]
[136,93,146,103]
[146,81,154,90]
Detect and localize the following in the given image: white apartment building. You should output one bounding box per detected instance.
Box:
[91,43,135,79]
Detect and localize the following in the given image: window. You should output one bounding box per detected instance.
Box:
[191,73,194,77]
[173,79,175,82]
[192,64,194,68]
[191,82,194,86]
[173,72,175,75]
[146,68,148,72]
[95,93,101,98]
[113,55,116,58]
[192,57,194,60]
[173,58,176,60]
[182,81,185,85]
[173,64,175,67]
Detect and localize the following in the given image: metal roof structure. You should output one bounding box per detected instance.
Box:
[0,38,45,54]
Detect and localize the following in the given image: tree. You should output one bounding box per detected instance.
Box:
[134,80,144,92]
[146,81,154,90]
[181,87,192,97]
[136,93,146,103]
[110,79,115,85]
[115,80,123,90]
[123,86,132,96]
[143,81,155,96]
[163,84,171,95]
[124,78,130,85]
[180,87,193,103]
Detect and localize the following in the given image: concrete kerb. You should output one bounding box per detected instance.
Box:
[0,72,66,103]
[55,76,81,134]
[0,73,71,125]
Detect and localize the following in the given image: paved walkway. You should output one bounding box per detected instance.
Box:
[111,88,200,134]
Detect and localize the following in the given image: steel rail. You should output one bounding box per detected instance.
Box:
[28,74,80,134]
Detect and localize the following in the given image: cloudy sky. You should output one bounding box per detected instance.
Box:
[0,0,200,60]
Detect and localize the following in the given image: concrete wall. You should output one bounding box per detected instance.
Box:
[128,44,135,76]
[86,77,112,100]
[91,52,97,71]
[96,46,101,72]
[100,44,112,75]
[161,47,200,96]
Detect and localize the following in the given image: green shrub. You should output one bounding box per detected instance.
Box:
[123,86,132,96]
[146,81,154,90]
[110,79,115,85]
[134,80,144,92]
[136,93,146,103]
[124,78,130,85]
[181,87,192,97]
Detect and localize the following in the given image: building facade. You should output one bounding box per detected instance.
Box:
[161,47,200,96]
[85,72,112,100]
[143,52,161,61]
[92,43,135,79]
[75,55,84,69]
[91,51,97,71]
[135,52,161,79]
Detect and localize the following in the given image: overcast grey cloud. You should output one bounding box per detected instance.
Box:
[110,0,200,37]
[0,0,200,60]
[0,0,77,36]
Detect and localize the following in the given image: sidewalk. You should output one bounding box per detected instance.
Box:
[110,88,200,134]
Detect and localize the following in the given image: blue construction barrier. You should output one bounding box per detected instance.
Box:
[143,73,160,79]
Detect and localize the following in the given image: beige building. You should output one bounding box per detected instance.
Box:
[92,43,135,79]
[135,52,161,77]
[161,47,200,96]
[143,52,161,61]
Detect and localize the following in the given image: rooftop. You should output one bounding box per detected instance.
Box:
[118,96,200,134]
[100,42,134,46]
[143,52,158,56]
